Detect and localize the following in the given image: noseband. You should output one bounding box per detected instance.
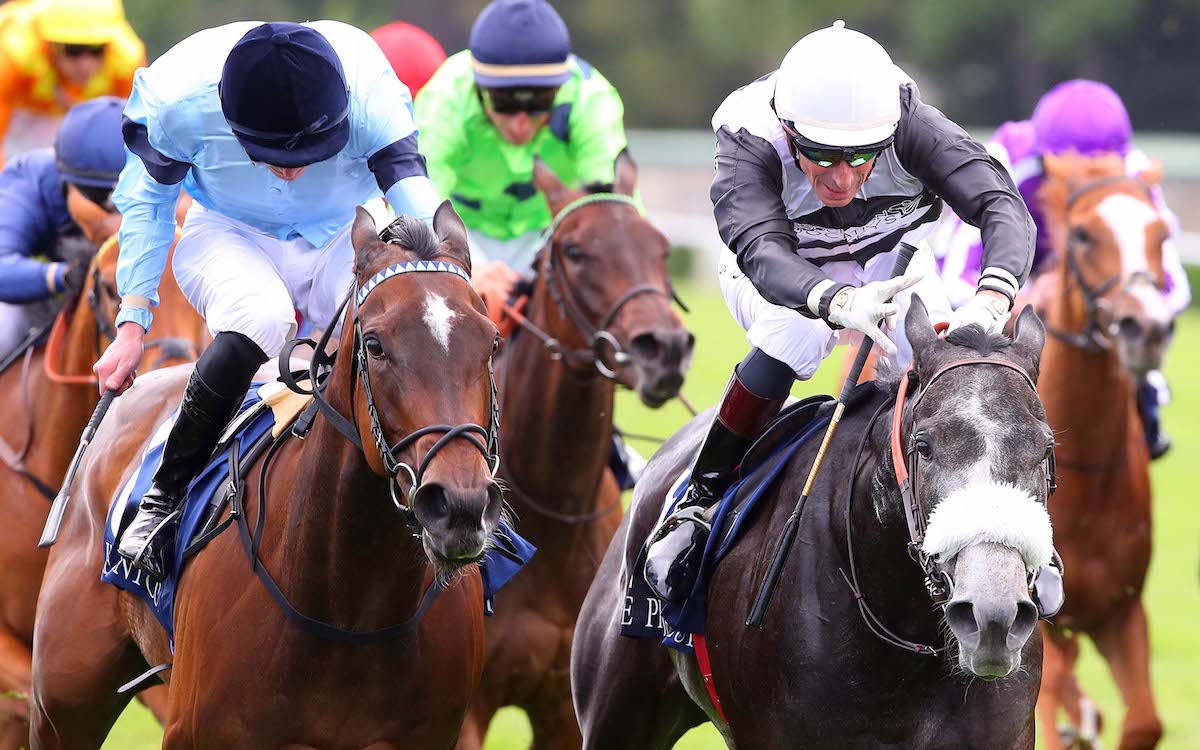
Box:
[513,192,687,380]
[291,258,500,531]
[842,354,1056,656]
[1042,176,1162,352]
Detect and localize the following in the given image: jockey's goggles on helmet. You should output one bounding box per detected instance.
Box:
[60,43,107,58]
[69,183,115,211]
[778,115,894,168]
[480,86,559,116]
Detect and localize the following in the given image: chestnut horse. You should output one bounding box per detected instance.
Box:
[456,156,693,749]
[31,205,505,748]
[573,301,1054,748]
[0,215,203,745]
[1032,154,1170,750]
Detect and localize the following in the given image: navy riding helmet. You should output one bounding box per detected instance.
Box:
[55,96,128,190]
[469,0,572,88]
[220,22,350,168]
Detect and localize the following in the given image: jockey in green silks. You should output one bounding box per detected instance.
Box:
[414,0,632,316]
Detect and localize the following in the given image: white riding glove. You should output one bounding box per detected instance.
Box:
[948,292,1011,336]
[825,274,923,357]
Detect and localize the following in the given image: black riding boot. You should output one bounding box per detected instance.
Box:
[118,332,266,579]
[644,351,790,602]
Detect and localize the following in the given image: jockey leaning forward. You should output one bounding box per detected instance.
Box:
[934,79,1188,459]
[643,21,1061,615]
[414,0,631,316]
[0,0,143,162]
[94,21,441,579]
[0,95,125,362]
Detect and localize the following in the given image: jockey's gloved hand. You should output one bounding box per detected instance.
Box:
[825,274,923,356]
[949,291,1011,336]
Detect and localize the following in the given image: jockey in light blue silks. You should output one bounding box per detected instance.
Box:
[93,21,441,579]
[932,80,1189,458]
[0,96,125,361]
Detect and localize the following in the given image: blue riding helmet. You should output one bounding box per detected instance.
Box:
[219,22,350,168]
[469,0,571,88]
[55,96,128,189]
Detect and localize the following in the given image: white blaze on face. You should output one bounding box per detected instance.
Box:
[423,293,457,352]
[1095,193,1171,323]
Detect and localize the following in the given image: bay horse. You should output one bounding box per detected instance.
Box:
[30,204,505,748]
[456,156,693,749]
[1031,153,1170,750]
[574,300,1057,749]
[0,210,203,745]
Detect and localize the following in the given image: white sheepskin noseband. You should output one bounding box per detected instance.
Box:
[921,483,1053,570]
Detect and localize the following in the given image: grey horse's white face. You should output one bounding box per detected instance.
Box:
[904,302,1054,679]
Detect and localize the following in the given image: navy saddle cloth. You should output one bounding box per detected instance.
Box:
[620,393,840,654]
[102,384,535,645]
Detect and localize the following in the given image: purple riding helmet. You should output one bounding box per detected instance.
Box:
[1032,79,1132,157]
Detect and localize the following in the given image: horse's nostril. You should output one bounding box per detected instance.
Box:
[1010,599,1039,645]
[413,483,450,526]
[1117,316,1143,340]
[629,332,661,362]
[946,600,979,642]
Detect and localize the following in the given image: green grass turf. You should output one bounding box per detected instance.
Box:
[105,281,1200,748]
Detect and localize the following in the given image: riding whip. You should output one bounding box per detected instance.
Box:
[38,388,116,548]
[746,242,918,628]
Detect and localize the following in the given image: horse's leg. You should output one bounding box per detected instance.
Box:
[0,626,32,723]
[136,684,169,725]
[1057,639,1104,750]
[453,698,496,750]
[1089,600,1163,750]
[526,691,582,750]
[29,558,144,750]
[1037,625,1073,750]
[0,715,29,750]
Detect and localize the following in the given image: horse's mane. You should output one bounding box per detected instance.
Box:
[944,324,1013,354]
[381,215,440,261]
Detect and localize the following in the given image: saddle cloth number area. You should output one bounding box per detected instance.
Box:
[101,383,535,648]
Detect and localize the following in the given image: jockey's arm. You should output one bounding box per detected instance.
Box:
[568,77,631,190]
[0,155,71,302]
[893,85,1034,305]
[710,126,848,321]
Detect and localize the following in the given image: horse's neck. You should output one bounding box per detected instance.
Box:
[501,294,615,531]
[29,305,102,477]
[267,391,431,625]
[1040,272,1135,459]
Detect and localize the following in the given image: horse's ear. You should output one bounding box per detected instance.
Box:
[432,200,472,275]
[533,156,574,215]
[613,150,637,197]
[904,296,938,372]
[352,206,385,277]
[1011,305,1046,380]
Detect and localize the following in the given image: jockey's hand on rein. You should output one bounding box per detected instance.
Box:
[93,321,145,396]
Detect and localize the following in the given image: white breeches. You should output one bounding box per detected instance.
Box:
[717,242,952,379]
[0,299,57,362]
[172,203,355,357]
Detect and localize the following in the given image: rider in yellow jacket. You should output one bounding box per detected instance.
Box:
[0,0,144,163]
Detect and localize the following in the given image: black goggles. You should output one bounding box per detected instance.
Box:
[68,183,115,211]
[60,43,107,58]
[480,86,559,116]
[779,118,893,168]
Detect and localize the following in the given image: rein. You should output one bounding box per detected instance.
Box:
[841,355,1055,656]
[1041,176,1161,352]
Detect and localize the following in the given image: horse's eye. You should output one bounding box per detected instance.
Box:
[1071,227,1091,246]
[364,335,385,359]
[564,243,585,262]
[914,435,932,458]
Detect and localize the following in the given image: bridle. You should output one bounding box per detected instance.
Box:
[506,192,687,380]
[284,257,500,532]
[842,354,1056,656]
[1041,176,1162,352]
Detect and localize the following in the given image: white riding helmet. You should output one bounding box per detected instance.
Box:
[775,21,903,148]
